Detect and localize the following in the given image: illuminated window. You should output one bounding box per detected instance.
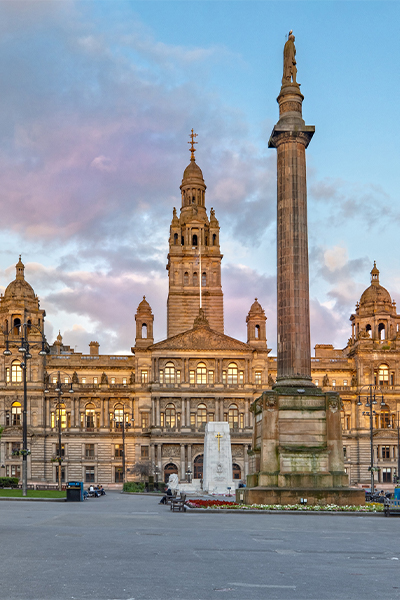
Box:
[11,402,21,426]
[197,403,207,426]
[208,370,214,384]
[228,404,239,429]
[196,362,207,384]
[55,403,67,429]
[141,371,148,384]
[111,377,116,384]
[165,403,176,428]
[165,362,175,384]
[85,404,96,429]
[255,371,262,385]
[114,444,123,458]
[141,446,149,459]
[141,413,149,428]
[227,363,238,384]
[11,361,22,383]
[378,365,389,386]
[190,370,195,384]
[85,444,95,458]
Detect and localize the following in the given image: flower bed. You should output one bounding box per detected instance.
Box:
[186,499,384,512]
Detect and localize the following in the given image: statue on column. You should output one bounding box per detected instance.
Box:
[282,30,298,86]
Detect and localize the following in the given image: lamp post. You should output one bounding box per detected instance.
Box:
[3,321,48,497]
[186,466,192,484]
[45,371,74,491]
[113,408,134,484]
[357,384,385,494]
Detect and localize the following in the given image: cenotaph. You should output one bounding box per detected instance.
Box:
[243,33,364,506]
[203,422,235,494]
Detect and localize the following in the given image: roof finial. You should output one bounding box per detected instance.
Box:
[188,128,198,161]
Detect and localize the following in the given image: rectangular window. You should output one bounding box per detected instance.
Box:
[81,377,86,384]
[59,444,65,458]
[160,413,164,427]
[111,377,116,384]
[382,467,392,483]
[391,373,395,386]
[190,413,195,426]
[240,414,244,429]
[159,371,164,383]
[93,377,98,384]
[345,416,350,429]
[6,367,9,383]
[85,444,95,458]
[53,377,57,384]
[239,371,244,384]
[332,380,336,387]
[85,466,95,483]
[6,464,21,478]
[343,380,348,387]
[190,370,195,384]
[141,446,149,459]
[11,442,21,455]
[222,371,227,384]
[255,371,262,385]
[114,444,123,458]
[315,379,319,386]
[382,446,390,459]
[141,413,149,429]
[141,371,148,384]
[51,412,55,428]
[176,370,181,383]
[208,370,214,384]
[122,378,127,385]
[208,413,214,422]
[343,446,347,459]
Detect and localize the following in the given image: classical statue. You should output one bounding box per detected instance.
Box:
[282,31,298,86]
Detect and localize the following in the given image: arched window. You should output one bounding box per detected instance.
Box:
[380,410,390,429]
[193,454,203,479]
[55,403,67,429]
[114,404,124,424]
[165,403,176,428]
[228,404,239,429]
[378,323,385,340]
[196,362,207,384]
[11,360,22,383]
[141,323,147,339]
[174,233,178,245]
[13,317,21,336]
[378,364,389,386]
[184,272,189,285]
[197,403,207,426]
[366,324,372,337]
[232,463,241,480]
[255,324,260,339]
[193,272,198,286]
[165,362,175,384]
[202,272,206,286]
[11,401,21,426]
[164,463,178,484]
[192,234,198,246]
[227,363,238,384]
[212,233,216,245]
[86,403,96,429]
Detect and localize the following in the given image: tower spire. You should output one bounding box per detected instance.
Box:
[188,128,198,161]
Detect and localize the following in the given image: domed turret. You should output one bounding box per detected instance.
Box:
[135,296,154,348]
[246,298,267,347]
[3,256,36,301]
[350,263,399,344]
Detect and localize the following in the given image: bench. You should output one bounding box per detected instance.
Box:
[170,493,186,512]
[384,498,400,516]
[165,489,178,505]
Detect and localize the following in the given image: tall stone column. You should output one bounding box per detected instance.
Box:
[269,33,315,387]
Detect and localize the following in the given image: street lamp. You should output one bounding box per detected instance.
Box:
[45,371,74,491]
[357,384,385,494]
[3,321,49,497]
[113,408,134,484]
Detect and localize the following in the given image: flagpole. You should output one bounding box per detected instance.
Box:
[199,246,202,309]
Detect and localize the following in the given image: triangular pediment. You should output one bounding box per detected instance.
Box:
[150,324,252,352]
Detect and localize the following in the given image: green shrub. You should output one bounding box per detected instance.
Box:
[0,477,19,488]
[123,481,146,493]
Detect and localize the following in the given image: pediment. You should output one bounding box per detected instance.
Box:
[150,325,252,352]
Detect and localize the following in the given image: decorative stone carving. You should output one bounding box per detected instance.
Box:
[268,373,275,386]
[322,374,330,386]
[192,444,203,455]
[150,325,251,351]
[328,396,340,412]
[351,373,357,387]
[101,372,108,385]
[232,445,243,458]
[265,396,277,408]
[162,445,180,458]
[129,372,135,384]
[72,371,79,384]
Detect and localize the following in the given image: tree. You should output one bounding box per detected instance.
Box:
[130,461,151,481]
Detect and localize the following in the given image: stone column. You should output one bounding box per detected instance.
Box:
[187,444,192,471]
[269,78,314,387]
[186,399,190,426]
[180,444,185,480]
[157,444,162,470]
[156,398,160,427]
[181,397,185,427]
[245,399,249,428]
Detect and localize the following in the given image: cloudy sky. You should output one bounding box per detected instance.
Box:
[0,0,398,355]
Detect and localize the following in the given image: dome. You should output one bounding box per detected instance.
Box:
[182,158,204,183]
[3,257,36,301]
[248,298,264,315]
[359,262,392,307]
[136,296,152,315]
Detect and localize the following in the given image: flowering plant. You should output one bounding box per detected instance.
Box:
[186,499,384,512]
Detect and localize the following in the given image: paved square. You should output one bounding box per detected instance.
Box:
[0,493,399,600]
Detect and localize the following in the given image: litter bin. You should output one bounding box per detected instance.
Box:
[66,481,84,502]
[394,487,400,500]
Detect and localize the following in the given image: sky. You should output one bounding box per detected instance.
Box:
[0,0,398,355]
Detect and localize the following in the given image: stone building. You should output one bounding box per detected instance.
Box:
[0,151,399,489]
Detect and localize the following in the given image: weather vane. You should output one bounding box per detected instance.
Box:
[188,128,198,160]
